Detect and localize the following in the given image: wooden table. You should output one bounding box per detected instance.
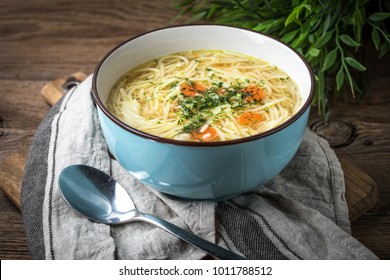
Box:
[0,0,389,259]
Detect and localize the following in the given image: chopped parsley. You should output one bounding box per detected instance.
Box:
[177,82,264,133]
[169,81,179,88]
[182,114,207,133]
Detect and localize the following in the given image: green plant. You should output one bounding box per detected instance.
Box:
[173,0,390,118]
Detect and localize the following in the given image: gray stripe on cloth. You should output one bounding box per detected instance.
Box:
[47,86,78,259]
[216,201,293,260]
[230,190,377,259]
[20,89,68,259]
[40,76,115,259]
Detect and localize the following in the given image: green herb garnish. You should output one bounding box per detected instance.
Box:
[178,83,262,133]
[182,114,207,133]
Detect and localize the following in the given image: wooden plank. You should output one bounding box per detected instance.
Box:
[0,211,31,260]
[351,215,390,260]
[341,158,378,222]
[40,71,87,105]
[0,153,25,209]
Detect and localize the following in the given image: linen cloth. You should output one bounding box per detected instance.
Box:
[21,75,377,260]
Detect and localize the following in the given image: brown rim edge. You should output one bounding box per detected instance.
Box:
[92,24,315,147]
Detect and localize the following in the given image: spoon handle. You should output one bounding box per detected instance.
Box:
[135,212,246,260]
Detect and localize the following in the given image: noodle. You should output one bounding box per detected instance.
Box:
[106,50,301,142]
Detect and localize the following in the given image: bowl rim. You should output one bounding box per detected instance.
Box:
[92,24,315,147]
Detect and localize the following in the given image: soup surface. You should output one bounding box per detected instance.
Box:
[107,50,301,142]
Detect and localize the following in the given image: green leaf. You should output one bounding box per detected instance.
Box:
[291,21,311,48]
[280,29,300,44]
[344,65,356,97]
[211,0,236,8]
[308,34,315,44]
[322,13,331,34]
[207,4,218,19]
[339,34,361,47]
[342,16,353,25]
[353,20,363,44]
[314,30,333,49]
[175,0,196,8]
[291,33,307,49]
[285,3,312,27]
[371,29,380,50]
[292,0,300,6]
[352,8,363,26]
[322,48,337,72]
[368,12,390,21]
[285,8,300,26]
[303,4,312,17]
[336,67,344,91]
[308,48,321,57]
[295,47,303,55]
[253,18,284,32]
[345,57,367,71]
[329,2,342,27]
[379,43,389,59]
[190,10,208,21]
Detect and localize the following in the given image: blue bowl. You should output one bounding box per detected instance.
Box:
[92,25,315,201]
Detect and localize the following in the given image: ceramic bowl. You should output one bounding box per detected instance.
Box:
[92,25,315,201]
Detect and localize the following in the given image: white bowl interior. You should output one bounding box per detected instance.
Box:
[96,25,312,110]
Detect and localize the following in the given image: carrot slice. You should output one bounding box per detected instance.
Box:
[192,126,219,141]
[243,85,265,102]
[238,112,264,125]
[195,83,206,92]
[217,88,225,95]
[180,82,206,97]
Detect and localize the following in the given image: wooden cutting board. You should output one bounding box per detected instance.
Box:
[0,73,379,222]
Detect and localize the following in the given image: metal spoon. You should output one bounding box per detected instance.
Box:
[58,164,246,260]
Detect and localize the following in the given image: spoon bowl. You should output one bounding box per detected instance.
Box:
[59,164,246,260]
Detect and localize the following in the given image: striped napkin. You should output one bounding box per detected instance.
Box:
[21,75,377,259]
